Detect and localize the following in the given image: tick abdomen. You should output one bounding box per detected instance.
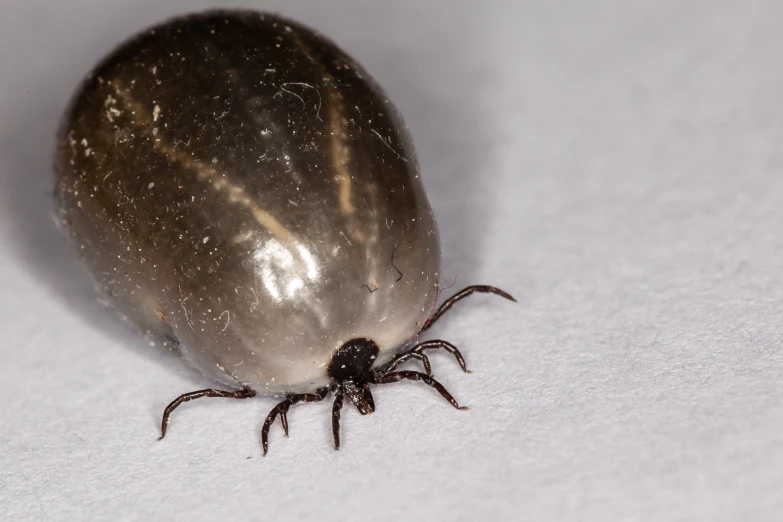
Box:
[55,10,441,393]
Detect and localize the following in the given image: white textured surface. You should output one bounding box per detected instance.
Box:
[2,1,783,520]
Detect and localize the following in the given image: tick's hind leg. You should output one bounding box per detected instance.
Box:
[159,387,256,440]
[371,370,468,410]
[261,387,329,455]
[420,285,516,333]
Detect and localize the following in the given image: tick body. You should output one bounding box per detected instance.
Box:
[55,9,515,454]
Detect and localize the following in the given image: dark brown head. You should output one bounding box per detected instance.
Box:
[328,338,379,414]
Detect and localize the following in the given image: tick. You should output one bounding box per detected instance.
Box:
[54,9,515,454]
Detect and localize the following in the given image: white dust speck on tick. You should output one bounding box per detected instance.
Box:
[153,104,161,121]
[212,157,218,164]
[148,182,154,189]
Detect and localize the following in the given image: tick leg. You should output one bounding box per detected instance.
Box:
[261,399,290,455]
[332,391,345,450]
[261,387,329,456]
[373,370,468,411]
[381,351,432,375]
[286,388,330,428]
[409,339,470,373]
[420,285,516,333]
[159,387,255,440]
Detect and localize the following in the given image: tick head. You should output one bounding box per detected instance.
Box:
[328,337,379,383]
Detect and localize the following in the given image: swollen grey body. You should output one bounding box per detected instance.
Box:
[55,11,441,394]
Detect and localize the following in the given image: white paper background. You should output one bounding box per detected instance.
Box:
[1,1,782,520]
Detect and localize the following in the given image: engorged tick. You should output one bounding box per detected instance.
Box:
[54,9,516,455]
